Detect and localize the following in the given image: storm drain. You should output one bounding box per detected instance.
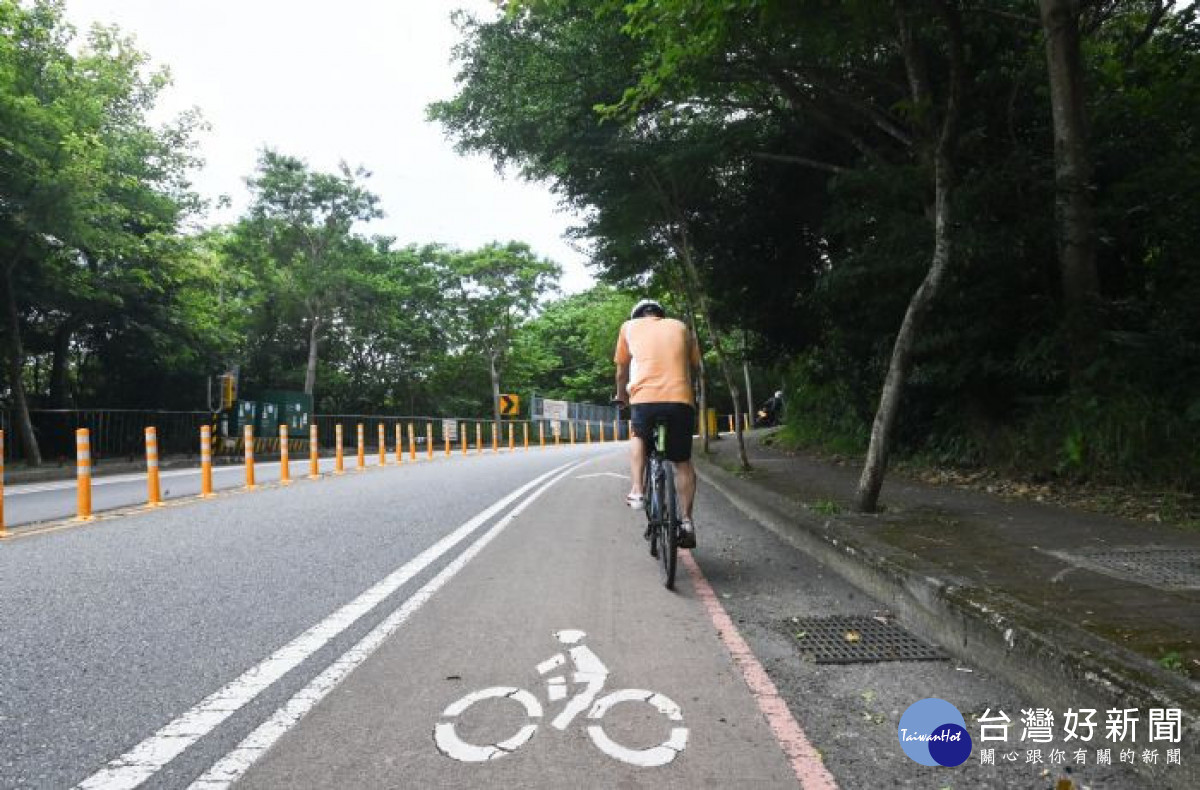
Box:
[786,615,945,664]
[1045,547,1200,591]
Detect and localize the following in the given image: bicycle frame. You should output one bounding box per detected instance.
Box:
[641,421,679,589]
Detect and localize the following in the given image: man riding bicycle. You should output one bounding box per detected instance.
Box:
[613,299,701,548]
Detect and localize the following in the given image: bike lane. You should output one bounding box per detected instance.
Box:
[230,452,802,788]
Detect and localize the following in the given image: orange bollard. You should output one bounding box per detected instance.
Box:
[570,422,576,445]
[586,422,592,444]
[508,423,514,451]
[200,425,214,496]
[476,423,482,454]
[555,423,561,447]
[356,423,365,471]
[444,429,451,457]
[145,427,162,505]
[408,423,416,461]
[279,424,291,485]
[244,425,256,489]
[76,428,93,520]
[395,423,403,464]
[426,423,433,460]
[461,424,468,456]
[335,424,345,474]
[539,422,545,448]
[614,419,619,443]
[0,429,6,536]
[309,424,320,479]
[378,423,387,467]
[523,422,529,450]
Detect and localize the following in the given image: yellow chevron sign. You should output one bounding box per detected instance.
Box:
[499,394,520,417]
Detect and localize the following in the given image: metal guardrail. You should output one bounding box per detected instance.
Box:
[0,408,641,463]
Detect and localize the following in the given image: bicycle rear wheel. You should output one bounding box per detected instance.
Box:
[658,462,678,589]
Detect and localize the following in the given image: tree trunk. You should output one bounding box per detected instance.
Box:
[674,235,750,470]
[1,263,41,466]
[1039,0,1101,381]
[855,0,964,513]
[742,357,755,430]
[49,317,77,408]
[489,351,502,438]
[304,315,322,395]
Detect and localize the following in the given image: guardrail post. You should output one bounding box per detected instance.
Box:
[76,428,93,520]
[378,423,387,467]
[555,423,561,447]
[309,424,320,479]
[461,423,467,456]
[426,423,433,460]
[444,427,451,457]
[394,424,402,464]
[508,423,514,451]
[356,423,365,471]
[1,429,6,536]
[335,424,345,474]
[145,426,162,505]
[538,422,545,449]
[408,423,416,461]
[476,423,482,454]
[523,422,529,450]
[244,425,256,489]
[491,423,498,453]
[570,421,576,445]
[585,422,592,444]
[200,425,214,496]
[279,424,291,485]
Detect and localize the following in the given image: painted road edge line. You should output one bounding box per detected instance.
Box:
[681,550,839,790]
[187,461,585,789]
[73,461,577,790]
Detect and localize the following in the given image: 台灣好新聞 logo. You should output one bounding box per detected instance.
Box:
[898,698,973,767]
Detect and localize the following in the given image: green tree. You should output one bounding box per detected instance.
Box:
[236,150,383,398]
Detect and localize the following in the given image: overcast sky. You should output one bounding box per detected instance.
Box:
[63,0,595,292]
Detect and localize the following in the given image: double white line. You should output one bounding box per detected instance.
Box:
[76,460,583,790]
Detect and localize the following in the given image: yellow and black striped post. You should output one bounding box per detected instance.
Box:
[76,428,93,520]
[378,423,387,467]
[309,424,320,479]
[335,424,345,474]
[244,425,256,489]
[279,425,291,485]
[200,425,214,496]
[145,427,162,505]
[356,423,365,471]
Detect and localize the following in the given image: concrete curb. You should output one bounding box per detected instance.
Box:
[695,455,1200,788]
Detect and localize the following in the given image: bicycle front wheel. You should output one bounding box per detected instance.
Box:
[658,462,678,589]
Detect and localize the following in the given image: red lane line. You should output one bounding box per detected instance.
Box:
[681,550,839,790]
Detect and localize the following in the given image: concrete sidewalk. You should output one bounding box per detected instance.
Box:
[696,429,1200,775]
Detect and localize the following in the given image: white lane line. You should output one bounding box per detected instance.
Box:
[188,461,583,789]
[72,461,578,790]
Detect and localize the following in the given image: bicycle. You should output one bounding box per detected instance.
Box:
[434,629,688,766]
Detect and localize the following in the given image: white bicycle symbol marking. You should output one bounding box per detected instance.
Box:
[433,629,688,767]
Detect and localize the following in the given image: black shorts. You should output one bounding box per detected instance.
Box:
[631,403,695,463]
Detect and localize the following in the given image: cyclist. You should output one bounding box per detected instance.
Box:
[613,298,701,548]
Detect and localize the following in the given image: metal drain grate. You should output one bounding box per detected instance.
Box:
[1046,547,1200,591]
[786,615,946,664]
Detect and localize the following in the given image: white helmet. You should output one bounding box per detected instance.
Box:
[630,299,665,319]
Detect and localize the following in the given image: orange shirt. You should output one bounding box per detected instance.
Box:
[613,316,700,405]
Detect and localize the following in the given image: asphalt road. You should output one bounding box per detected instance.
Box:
[0,444,1151,789]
